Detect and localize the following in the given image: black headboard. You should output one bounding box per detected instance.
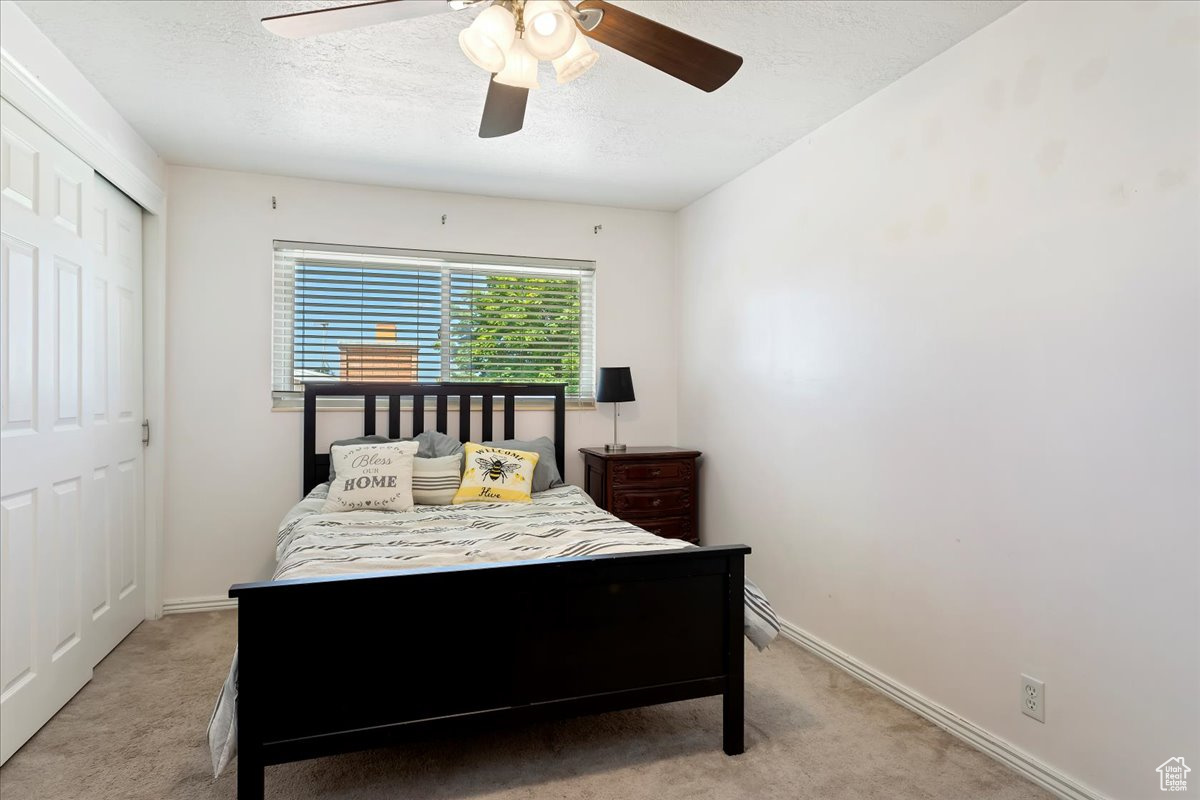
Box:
[303,382,566,496]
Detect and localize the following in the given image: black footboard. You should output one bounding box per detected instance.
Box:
[230,544,749,799]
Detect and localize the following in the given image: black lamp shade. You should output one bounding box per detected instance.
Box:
[596,367,635,403]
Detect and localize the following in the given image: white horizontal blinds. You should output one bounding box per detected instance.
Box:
[272,246,442,389]
[272,242,596,402]
[272,249,297,392]
[578,266,596,403]
[448,262,595,402]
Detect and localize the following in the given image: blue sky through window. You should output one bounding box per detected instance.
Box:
[293,262,442,381]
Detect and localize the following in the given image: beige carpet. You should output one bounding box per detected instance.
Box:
[0,612,1051,800]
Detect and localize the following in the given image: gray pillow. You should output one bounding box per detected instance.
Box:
[328,431,463,481]
[416,430,464,458]
[482,436,563,493]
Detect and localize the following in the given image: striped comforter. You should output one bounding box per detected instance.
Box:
[208,484,778,775]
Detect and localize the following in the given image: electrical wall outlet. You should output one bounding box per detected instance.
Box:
[1021,674,1045,722]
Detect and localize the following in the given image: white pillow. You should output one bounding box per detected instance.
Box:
[323,440,419,512]
[412,453,463,505]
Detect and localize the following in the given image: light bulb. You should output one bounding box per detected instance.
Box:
[494,37,539,90]
[458,5,517,73]
[552,33,599,84]
[532,11,558,37]
[523,0,575,61]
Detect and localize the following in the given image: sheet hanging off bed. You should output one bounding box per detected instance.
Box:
[208,484,778,775]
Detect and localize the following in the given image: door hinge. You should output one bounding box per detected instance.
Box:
[142,419,150,447]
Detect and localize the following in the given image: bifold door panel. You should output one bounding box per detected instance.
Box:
[0,99,144,763]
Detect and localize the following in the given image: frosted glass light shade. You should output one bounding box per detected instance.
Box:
[553,33,599,84]
[458,5,517,73]
[523,0,576,60]
[494,37,539,90]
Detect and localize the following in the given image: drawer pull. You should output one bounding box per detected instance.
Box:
[650,468,661,477]
[652,498,662,507]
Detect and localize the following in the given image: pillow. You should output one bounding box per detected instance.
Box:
[453,443,539,505]
[416,430,464,458]
[482,436,563,493]
[323,440,419,512]
[412,453,463,505]
[327,431,463,481]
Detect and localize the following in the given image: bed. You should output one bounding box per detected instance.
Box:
[216,382,777,799]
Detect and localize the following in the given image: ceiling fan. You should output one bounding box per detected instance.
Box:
[261,0,743,138]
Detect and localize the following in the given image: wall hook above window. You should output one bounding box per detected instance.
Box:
[272,196,277,209]
[594,224,602,235]
[441,214,448,225]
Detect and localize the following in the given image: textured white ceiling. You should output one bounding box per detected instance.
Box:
[17,0,1020,210]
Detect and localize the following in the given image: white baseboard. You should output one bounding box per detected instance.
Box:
[776,618,1108,800]
[161,595,238,615]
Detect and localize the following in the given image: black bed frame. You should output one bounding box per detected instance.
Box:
[230,382,749,799]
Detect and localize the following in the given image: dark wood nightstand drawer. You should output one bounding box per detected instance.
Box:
[613,487,692,515]
[612,459,693,486]
[624,515,695,544]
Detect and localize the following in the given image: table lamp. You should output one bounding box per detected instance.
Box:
[597,367,635,452]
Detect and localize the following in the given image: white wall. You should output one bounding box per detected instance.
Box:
[677,2,1198,799]
[164,166,677,601]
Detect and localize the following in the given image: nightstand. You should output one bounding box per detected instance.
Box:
[579,446,702,544]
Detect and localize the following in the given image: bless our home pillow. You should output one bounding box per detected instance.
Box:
[327,431,463,482]
[323,440,419,512]
[452,443,539,505]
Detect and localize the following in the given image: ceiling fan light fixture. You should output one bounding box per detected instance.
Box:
[458,4,517,73]
[493,37,540,90]
[522,0,576,60]
[261,0,746,140]
[552,34,599,84]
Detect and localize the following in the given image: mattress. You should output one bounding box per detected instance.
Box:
[208,484,779,775]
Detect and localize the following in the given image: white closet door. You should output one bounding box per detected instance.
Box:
[86,175,145,664]
[0,99,145,764]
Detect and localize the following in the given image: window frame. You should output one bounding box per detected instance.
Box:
[271,240,596,411]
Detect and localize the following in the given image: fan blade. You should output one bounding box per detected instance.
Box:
[262,0,451,39]
[479,77,527,138]
[575,0,742,92]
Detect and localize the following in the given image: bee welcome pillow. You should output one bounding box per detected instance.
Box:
[323,440,420,512]
[453,443,539,504]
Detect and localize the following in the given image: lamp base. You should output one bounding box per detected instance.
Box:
[604,443,627,453]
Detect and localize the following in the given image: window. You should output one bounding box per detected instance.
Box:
[272,241,596,407]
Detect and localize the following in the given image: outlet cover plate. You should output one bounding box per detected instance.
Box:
[1021,674,1045,722]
